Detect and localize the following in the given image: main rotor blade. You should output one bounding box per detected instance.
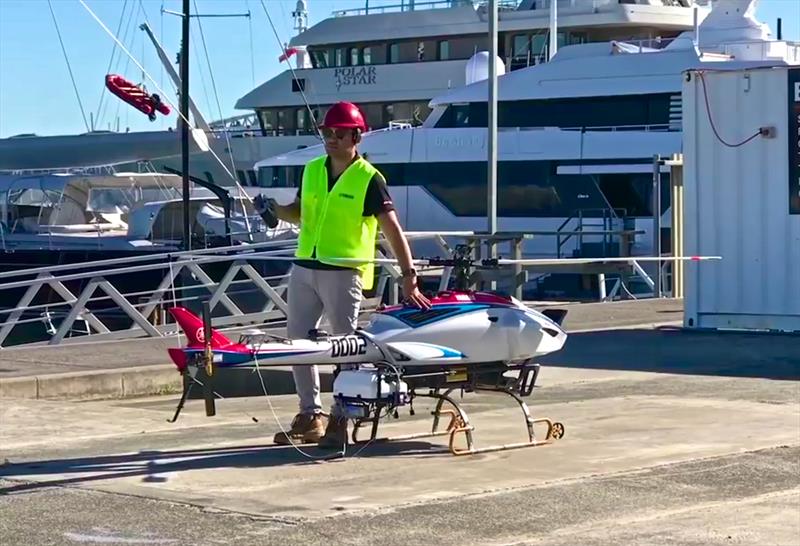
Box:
[495,256,722,266]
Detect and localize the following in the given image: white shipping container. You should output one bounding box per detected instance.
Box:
[683,66,800,332]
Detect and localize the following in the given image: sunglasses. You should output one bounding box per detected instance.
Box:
[321,127,353,140]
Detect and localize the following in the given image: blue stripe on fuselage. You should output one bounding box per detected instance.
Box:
[381,303,492,328]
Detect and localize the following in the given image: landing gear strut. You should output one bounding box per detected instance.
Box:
[350,361,565,456]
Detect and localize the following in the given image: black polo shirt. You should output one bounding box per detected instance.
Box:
[295,155,394,270]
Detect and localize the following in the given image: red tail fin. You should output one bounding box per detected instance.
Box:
[169,307,233,348]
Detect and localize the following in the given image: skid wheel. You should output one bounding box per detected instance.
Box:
[548,422,565,440]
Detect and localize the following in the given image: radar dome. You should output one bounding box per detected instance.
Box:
[465,51,506,85]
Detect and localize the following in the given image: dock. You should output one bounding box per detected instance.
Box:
[1,297,798,545]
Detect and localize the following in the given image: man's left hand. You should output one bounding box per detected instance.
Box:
[402,275,431,309]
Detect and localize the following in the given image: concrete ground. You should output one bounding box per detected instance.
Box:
[1,311,799,545]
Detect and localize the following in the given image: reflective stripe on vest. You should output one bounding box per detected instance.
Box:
[295,155,379,289]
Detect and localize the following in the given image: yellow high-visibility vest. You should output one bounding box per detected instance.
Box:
[295,155,379,289]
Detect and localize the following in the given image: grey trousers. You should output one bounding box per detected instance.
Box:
[286,264,363,415]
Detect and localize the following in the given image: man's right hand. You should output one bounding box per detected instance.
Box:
[254,194,279,228]
[402,274,431,310]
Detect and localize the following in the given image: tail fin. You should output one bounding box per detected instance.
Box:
[169,307,233,348]
[541,308,568,326]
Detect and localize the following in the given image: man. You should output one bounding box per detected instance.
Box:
[255,101,431,449]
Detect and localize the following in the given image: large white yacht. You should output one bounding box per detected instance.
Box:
[0,0,708,185]
[255,0,800,260]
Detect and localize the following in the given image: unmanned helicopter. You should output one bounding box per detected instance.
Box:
[166,246,718,456]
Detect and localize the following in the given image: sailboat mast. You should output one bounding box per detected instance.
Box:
[487,0,498,242]
[181,0,191,250]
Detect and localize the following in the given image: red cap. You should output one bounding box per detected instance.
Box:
[321,101,368,132]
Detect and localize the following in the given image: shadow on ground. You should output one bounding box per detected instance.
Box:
[0,439,445,495]
[540,327,800,381]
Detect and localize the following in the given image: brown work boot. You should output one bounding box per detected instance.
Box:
[273,413,327,445]
[317,415,348,450]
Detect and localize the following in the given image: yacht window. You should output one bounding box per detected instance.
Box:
[570,32,587,45]
[451,36,486,59]
[349,47,359,66]
[276,110,286,134]
[595,172,670,217]
[236,170,247,185]
[261,167,300,188]
[434,94,673,130]
[335,48,344,67]
[438,40,450,61]
[296,109,307,133]
[390,102,412,123]
[247,171,258,186]
[512,34,529,58]
[417,41,425,61]
[291,78,306,92]
[370,44,386,64]
[388,43,399,63]
[383,103,395,123]
[259,110,274,135]
[310,49,329,68]
[361,103,383,129]
[362,46,372,65]
[258,167,276,187]
[384,161,608,217]
[530,34,547,63]
[411,102,431,125]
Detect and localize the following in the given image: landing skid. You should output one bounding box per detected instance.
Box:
[351,362,565,456]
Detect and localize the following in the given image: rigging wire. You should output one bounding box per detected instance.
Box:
[78,0,240,186]
[46,0,90,133]
[192,0,237,175]
[160,2,165,130]
[189,23,215,129]
[192,0,253,236]
[108,0,143,129]
[258,0,322,139]
[94,0,130,132]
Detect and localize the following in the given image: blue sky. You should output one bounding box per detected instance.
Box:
[0,0,798,138]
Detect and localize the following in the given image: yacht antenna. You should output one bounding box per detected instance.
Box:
[548,0,558,61]
[292,0,308,34]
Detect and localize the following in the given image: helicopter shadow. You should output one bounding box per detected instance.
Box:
[0,439,447,495]
[539,326,800,381]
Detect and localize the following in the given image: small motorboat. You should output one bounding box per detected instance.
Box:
[105,74,171,121]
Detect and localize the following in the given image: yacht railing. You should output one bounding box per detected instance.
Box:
[509,123,674,132]
[330,0,636,17]
[333,0,520,17]
[717,40,800,64]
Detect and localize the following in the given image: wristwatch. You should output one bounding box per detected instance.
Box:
[401,268,417,278]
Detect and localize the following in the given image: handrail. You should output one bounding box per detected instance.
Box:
[0,231,459,348]
[0,237,298,281]
[0,247,297,292]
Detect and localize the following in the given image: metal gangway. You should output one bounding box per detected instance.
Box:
[0,233,466,349]
[0,231,669,349]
